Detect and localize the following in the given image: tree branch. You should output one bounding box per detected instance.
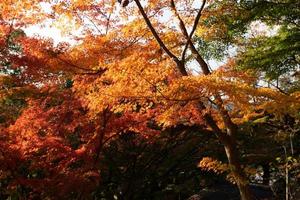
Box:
[169,0,210,75]
[134,0,187,75]
[46,50,104,75]
[181,0,206,61]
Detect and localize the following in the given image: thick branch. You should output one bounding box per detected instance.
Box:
[169,1,238,136]
[131,2,252,198]
[134,0,187,75]
[181,0,206,60]
[94,107,110,163]
[169,0,210,75]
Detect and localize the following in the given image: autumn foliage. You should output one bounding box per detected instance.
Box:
[0,0,299,199]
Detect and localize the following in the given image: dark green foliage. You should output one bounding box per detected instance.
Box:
[0,79,30,126]
[237,26,300,80]
[239,0,300,26]
[7,29,25,53]
[202,0,300,81]
[195,37,229,61]
[0,29,25,75]
[67,132,82,150]
[236,0,300,80]
[64,79,74,88]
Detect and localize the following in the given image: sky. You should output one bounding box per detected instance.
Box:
[23,1,278,72]
[24,1,205,44]
[24,2,78,45]
[25,25,70,44]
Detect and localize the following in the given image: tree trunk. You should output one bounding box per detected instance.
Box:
[262,163,270,185]
[223,137,253,200]
[202,108,253,200]
[133,2,254,199]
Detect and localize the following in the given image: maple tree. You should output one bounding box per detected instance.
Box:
[0,0,300,199]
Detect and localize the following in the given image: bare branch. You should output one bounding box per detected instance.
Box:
[105,12,111,35]
[75,11,102,35]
